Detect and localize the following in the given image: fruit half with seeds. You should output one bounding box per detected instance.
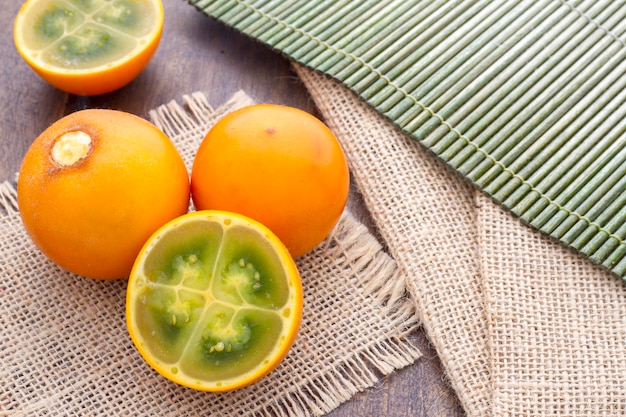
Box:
[126,210,303,391]
[13,0,164,95]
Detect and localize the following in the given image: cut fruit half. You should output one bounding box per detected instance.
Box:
[126,210,303,392]
[14,0,164,95]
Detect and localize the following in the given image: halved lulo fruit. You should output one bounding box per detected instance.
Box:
[14,0,164,95]
[126,210,303,392]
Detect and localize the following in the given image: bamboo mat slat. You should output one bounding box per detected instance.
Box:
[188,0,626,278]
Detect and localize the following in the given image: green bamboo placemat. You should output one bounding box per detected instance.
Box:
[188,0,626,278]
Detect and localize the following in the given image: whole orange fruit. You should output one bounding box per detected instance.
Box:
[17,109,190,280]
[127,210,303,391]
[13,0,164,96]
[190,104,350,258]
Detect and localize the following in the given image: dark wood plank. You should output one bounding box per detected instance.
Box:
[1,2,66,182]
[350,330,465,417]
[1,1,465,416]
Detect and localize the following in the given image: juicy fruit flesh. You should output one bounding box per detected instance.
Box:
[19,0,159,71]
[128,213,300,390]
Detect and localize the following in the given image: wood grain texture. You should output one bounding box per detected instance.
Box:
[1,1,464,415]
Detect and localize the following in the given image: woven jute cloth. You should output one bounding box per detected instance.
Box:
[295,65,626,416]
[0,92,421,416]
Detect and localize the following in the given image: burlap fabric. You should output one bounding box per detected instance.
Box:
[296,65,626,416]
[0,92,422,416]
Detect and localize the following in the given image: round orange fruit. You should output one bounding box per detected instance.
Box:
[13,0,164,96]
[126,210,303,392]
[17,109,190,280]
[190,104,350,258]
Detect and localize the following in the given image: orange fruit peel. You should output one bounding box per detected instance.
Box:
[17,109,190,280]
[13,0,164,96]
[191,104,350,258]
[126,210,303,392]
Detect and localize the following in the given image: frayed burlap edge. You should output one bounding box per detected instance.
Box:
[295,64,491,417]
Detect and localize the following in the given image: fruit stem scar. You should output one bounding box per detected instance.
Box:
[52,131,92,166]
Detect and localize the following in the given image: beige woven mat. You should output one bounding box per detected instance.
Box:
[0,92,421,416]
[296,65,626,416]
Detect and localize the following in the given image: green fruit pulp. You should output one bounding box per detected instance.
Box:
[130,216,295,382]
[21,0,158,69]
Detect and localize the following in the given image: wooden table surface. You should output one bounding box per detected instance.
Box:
[1,1,465,416]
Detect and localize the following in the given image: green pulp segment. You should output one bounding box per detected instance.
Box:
[133,215,293,380]
[23,0,158,69]
[33,2,84,46]
[133,286,206,364]
[91,0,148,36]
[213,224,290,310]
[180,306,284,382]
[143,219,222,290]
